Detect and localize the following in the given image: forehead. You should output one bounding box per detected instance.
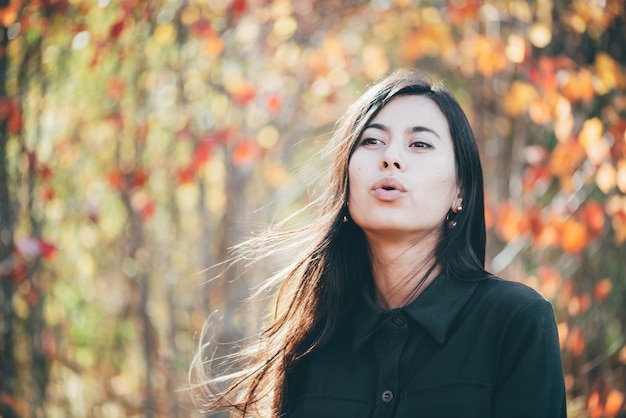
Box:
[369,95,450,134]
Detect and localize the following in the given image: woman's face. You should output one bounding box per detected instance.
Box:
[348,95,462,242]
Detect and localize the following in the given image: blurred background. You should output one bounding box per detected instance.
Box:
[0,0,624,417]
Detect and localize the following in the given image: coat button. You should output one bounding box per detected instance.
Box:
[381,390,394,403]
[393,313,405,326]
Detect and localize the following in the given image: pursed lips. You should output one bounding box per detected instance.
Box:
[370,177,407,201]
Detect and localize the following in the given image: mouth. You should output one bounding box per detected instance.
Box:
[371,177,406,201]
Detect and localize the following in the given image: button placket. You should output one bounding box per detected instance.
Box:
[372,314,409,417]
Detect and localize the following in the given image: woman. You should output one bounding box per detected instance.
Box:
[192,69,567,417]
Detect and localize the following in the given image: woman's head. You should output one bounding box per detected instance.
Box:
[324,68,486,280]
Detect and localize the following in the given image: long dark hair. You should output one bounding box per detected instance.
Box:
[190,68,487,416]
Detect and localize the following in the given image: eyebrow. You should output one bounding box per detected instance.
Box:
[364,123,441,140]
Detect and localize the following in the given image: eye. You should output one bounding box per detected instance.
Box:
[360,137,383,146]
[409,141,432,149]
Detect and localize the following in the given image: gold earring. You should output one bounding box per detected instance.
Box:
[446,205,463,229]
[446,213,457,229]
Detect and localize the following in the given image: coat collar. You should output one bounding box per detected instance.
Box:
[351,273,480,352]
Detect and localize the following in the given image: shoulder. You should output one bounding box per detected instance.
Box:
[471,275,554,321]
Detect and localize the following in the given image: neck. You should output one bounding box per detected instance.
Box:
[366,231,441,309]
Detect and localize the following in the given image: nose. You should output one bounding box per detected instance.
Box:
[380,144,404,171]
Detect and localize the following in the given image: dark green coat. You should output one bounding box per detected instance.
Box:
[284,274,567,418]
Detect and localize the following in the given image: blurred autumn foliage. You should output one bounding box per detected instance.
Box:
[0,0,625,417]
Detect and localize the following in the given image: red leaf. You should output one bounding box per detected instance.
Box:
[38,164,52,180]
[140,201,155,221]
[231,0,246,17]
[579,201,605,238]
[191,18,214,39]
[0,97,10,120]
[131,168,148,189]
[41,185,54,202]
[8,100,22,135]
[40,239,57,260]
[192,139,213,170]
[9,262,27,283]
[445,0,480,24]
[26,288,39,306]
[530,57,558,93]
[176,165,195,184]
[109,19,125,38]
[43,0,70,16]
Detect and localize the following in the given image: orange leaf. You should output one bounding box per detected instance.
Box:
[549,140,586,177]
[605,389,625,417]
[560,218,589,253]
[568,294,591,316]
[567,326,586,356]
[0,2,19,27]
[473,35,507,77]
[537,266,562,299]
[617,159,626,193]
[231,139,261,167]
[266,93,282,114]
[587,391,603,418]
[107,169,125,189]
[557,322,569,349]
[495,201,526,242]
[612,209,626,244]
[205,35,225,57]
[593,278,612,301]
[579,200,605,237]
[231,80,256,106]
[561,69,595,103]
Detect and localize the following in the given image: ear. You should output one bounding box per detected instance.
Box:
[453,183,464,208]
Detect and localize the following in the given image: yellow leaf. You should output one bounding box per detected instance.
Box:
[578,118,609,165]
[596,162,616,193]
[362,44,389,80]
[595,52,623,94]
[504,81,538,117]
[529,23,552,48]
